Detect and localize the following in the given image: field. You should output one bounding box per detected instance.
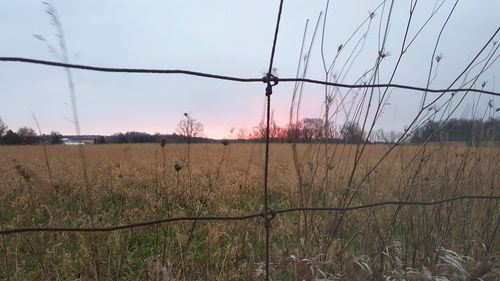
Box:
[0,142,499,280]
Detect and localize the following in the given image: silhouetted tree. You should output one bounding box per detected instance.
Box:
[94,136,106,144]
[373,129,401,143]
[124,131,153,143]
[254,113,282,141]
[410,118,500,143]
[2,130,21,145]
[112,133,128,143]
[285,122,302,142]
[237,128,249,140]
[17,127,39,145]
[0,117,7,137]
[341,122,364,144]
[302,118,324,141]
[50,131,64,144]
[176,113,204,142]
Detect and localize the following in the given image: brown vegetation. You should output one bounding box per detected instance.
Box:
[0,142,498,280]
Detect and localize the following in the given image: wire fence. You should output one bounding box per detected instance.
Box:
[1,57,499,96]
[1,1,500,280]
[1,195,499,236]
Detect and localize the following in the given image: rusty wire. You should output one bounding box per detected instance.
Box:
[1,195,498,236]
[262,0,286,279]
[1,56,500,96]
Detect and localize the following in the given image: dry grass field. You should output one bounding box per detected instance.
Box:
[0,142,499,280]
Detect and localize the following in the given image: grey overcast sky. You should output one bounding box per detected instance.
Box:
[0,1,499,138]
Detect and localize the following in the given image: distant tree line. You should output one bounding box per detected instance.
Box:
[0,115,214,145]
[240,118,362,144]
[1,115,498,146]
[94,131,217,144]
[239,117,500,144]
[0,117,64,145]
[410,118,500,143]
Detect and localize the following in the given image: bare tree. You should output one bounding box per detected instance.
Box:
[254,115,281,141]
[50,131,64,144]
[0,116,7,137]
[340,122,364,144]
[373,128,401,143]
[237,128,249,140]
[176,113,204,142]
[17,127,39,145]
[302,118,324,141]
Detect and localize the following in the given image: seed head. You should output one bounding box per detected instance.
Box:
[436,53,443,63]
[378,49,390,59]
[174,162,182,172]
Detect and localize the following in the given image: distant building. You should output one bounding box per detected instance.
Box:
[61,138,85,145]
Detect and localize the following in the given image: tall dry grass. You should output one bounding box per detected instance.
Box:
[0,142,498,280]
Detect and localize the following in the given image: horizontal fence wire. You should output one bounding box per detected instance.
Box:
[274,195,500,214]
[1,195,498,236]
[1,57,500,97]
[0,57,262,83]
[0,214,263,235]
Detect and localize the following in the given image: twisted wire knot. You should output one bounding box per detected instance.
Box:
[262,73,279,96]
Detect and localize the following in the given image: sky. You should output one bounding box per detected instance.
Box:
[0,0,499,139]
